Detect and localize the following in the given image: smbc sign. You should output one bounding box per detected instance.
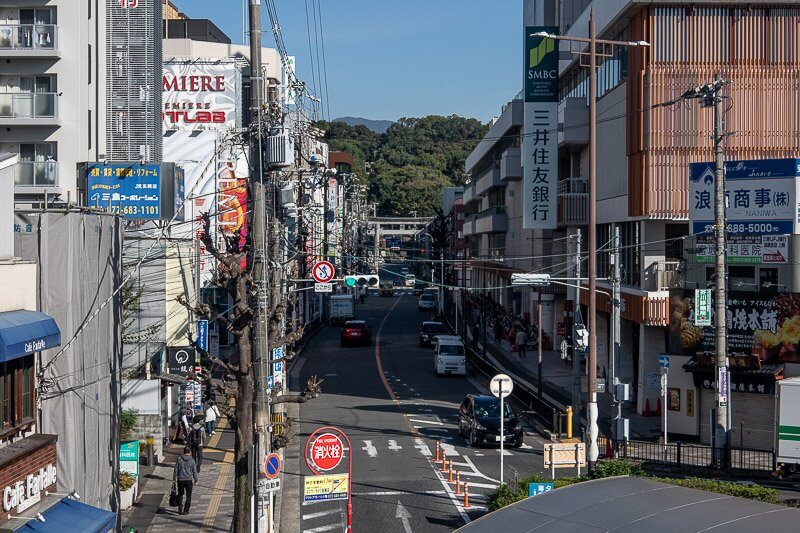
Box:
[344,275,380,288]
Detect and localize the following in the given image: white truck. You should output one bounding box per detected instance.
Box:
[776,377,800,472]
[329,294,356,324]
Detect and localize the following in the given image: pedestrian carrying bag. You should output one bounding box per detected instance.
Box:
[169,483,180,507]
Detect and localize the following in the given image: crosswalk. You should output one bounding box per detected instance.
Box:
[346,437,529,459]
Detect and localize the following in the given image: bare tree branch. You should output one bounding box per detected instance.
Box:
[270,375,323,404]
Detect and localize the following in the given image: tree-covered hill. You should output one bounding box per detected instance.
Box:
[315,115,488,216]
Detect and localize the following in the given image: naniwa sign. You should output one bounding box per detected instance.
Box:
[163,58,242,131]
[523,26,558,229]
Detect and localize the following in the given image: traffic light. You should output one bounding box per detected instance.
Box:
[344,274,380,288]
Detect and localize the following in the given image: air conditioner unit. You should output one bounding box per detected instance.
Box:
[265,132,294,168]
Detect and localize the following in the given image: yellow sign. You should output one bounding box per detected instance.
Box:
[303,473,349,502]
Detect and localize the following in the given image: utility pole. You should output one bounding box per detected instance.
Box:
[248,0,272,529]
[572,230,582,422]
[537,289,543,405]
[611,225,622,449]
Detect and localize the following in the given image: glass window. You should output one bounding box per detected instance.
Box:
[0,355,35,432]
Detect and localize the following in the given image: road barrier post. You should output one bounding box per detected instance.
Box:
[441,455,448,472]
[434,441,441,463]
[463,483,470,509]
[566,406,573,439]
[456,472,462,494]
[448,460,454,482]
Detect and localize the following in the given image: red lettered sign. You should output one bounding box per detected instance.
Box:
[309,433,344,471]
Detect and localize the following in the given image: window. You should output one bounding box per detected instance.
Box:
[730,266,756,289]
[760,268,779,293]
[16,143,56,186]
[0,355,35,435]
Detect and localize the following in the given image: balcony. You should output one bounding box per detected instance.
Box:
[558,97,589,146]
[12,161,58,187]
[462,215,476,236]
[500,147,521,181]
[0,24,59,57]
[557,178,587,225]
[463,183,477,205]
[642,260,684,292]
[474,166,502,196]
[0,93,59,125]
[475,205,507,234]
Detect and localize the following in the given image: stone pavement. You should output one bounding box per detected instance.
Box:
[122,418,235,532]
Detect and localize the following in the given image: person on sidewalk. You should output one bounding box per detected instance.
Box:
[204,401,221,436]
[516,329,528,359]
[173,446,198,515]
[187,422,206,472]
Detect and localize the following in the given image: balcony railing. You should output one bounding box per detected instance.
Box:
[0,24,57,51]
[475,205,507,234]
[643,260,684,292]
[13,161,58,187]
[0,93,58,119]
[500,147,521,181]
[557,177,588,225]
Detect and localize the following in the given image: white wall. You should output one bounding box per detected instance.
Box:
[665,355,699,436]
[0,260,36,312]
[637,324,666,414]
[596,83,629,224]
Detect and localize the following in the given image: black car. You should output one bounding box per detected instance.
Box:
[419,321,446,347]
[458,394,523,448]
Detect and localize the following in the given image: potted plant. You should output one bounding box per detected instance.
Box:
[119,471,136,509]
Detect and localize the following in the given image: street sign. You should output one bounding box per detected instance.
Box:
[658,355,670,369]
[528,482,554,497]
[718,366,729,406]
[263,452,281,479]
[274,361,283,373]
[593,381,606,393]
[308,433,344,471]
[312,260,335,283]
[490,374,514,398]
[267,375,274,390]
[197,320,208,351]
[544,442,586,478]
[511,273,551,286]
[314,282,333,293]
[168,346,196,375]
[695,289,712,326]
[303,473,349,502]
[120,440,139,478]
[273,346,284,360]
[256,478,281,494]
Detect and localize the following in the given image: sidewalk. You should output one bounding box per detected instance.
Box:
[462,311,662,439]
[122,418,235,532]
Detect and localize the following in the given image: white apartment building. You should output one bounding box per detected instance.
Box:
[0,0,106,204]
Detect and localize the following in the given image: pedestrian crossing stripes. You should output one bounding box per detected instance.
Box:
[347,437,526,459]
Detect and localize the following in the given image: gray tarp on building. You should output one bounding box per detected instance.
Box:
[14,211,122,514]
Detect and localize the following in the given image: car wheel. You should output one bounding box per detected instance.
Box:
[469,429,479,447]
[458,420,465,437]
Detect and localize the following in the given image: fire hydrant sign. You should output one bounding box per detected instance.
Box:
[312,261,335,283]
[309,433,344,471]
[303,473,349,502]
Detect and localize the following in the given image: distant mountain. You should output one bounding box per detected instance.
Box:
[332,116,395,134]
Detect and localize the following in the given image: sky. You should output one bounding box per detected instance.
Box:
[175,0,522,123]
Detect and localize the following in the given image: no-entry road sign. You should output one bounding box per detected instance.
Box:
[308,432,344,471]
[312,261,335,283]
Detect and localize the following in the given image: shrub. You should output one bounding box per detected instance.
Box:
[120,409,139,441]
[119,471,136,491]
[659,477,781,504]
[593,459,644,479]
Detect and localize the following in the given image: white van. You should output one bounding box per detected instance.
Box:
[434,336,466,376]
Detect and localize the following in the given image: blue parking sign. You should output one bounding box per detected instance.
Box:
[529,483,554,497]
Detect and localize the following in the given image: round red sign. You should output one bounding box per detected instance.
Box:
[309,432,344,471]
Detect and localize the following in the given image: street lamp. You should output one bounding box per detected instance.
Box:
[532,12,649,473]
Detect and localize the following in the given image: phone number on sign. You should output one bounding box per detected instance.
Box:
[701,222,783,234]
[105,205,160,216]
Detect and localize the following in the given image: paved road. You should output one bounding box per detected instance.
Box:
[283,293,550,533]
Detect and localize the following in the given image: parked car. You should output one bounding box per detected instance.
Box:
[379,283,394,297]
[413,280,427,296]
[458,394,523,448]
[340,320,372,347]
[423,287,438,297]
[418,293,437,311]
[419,321,446,347]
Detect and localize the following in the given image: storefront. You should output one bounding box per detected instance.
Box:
[0,434,115,531]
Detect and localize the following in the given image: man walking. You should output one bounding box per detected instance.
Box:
[516,328,528,359]
[173,446,198,515]
[204,400,221,436]
[187,422,206,472]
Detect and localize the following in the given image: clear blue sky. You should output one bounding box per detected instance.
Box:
[174,0,522,123]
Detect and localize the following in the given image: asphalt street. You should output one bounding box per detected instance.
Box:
[283,291,550,533]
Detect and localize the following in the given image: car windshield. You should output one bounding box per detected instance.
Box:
[473,398,514,418]
[345,323,365,330]
[422,323,444,333]
[439,344,464,356]
[421,294,435,301]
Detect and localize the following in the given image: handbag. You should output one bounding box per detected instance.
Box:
[169,483,180,507]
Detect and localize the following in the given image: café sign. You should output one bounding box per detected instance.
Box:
[3,463,57,513]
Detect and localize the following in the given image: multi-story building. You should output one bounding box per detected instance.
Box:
[1,0,106,204]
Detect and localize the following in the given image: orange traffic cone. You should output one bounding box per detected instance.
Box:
[463,482,470,509]
[434,441,442,463]
[645,398,651,417]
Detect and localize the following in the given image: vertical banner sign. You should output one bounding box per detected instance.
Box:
[197,320,209,351]
[523,26,559,229]
[694,289,712,326]
[718,366,729,406]
[284,56,297,105]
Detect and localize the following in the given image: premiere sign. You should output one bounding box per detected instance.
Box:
[163,59,242,131]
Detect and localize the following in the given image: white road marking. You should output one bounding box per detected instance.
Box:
[465,481,500,490]
[414,438,432,456]
[304,524,341,533]
[362,440,378,457]
[422,427,448,432]
[440,443,460,456]
[461,455,500,484]
[496,449,513,456]
[432,461,471,524]
[388,439,402,451]
[409,418,444,426]
[354,490,447,496]
[302,509,340,521]
[519,443,533,450]
[323,373,338,377]
[474,452,484,456]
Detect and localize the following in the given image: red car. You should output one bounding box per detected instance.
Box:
[340,320,372,347]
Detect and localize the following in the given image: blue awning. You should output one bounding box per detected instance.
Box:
[0,310,61,363]
[16,498,116,532]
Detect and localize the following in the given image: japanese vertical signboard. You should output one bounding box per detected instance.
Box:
[523,26,558,229]
[694,289,712,326]
[689,158,800,236]
[284,56,297,105]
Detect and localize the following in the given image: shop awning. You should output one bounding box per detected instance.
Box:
[16,498,116,532]
[0,310,61,363]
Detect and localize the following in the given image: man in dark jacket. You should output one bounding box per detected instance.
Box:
[173,446,198,515]
[187,422,206,472]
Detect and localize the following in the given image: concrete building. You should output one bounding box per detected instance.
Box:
[0,0,106,204]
